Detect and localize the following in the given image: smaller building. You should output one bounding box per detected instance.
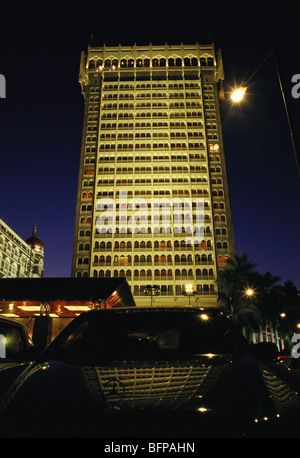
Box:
[0,219,44,278]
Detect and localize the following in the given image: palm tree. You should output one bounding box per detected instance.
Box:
[217,253,261,330]
[252,271,285,345]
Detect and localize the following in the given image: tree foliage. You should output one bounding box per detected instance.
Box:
[217,253,285,331]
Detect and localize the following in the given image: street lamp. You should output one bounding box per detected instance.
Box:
[244,287,256,299]
[231,86,247,103]
[184,284,194,306]
[230,45,300,178]
[245,288,254,297]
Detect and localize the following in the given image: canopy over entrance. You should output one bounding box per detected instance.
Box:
[0,277,135,318]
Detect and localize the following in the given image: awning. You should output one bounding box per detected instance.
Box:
[0,277,136,318]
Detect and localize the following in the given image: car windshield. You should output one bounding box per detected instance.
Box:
[44,309,249,362]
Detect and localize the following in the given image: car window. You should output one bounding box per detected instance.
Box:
[50,311,248,361]
[0,322,26,359]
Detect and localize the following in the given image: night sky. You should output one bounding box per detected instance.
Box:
[0,0,299,288]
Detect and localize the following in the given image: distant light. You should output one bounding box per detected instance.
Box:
[18,306,41,311]
[200,313,209,321]
[231,87,246,102]
[185,284,193,294]
[245,288,255,297]
[198,407,208,412]
[64,306,91,311]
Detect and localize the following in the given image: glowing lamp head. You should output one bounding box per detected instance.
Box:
[185,284,193,294]
[231,87,247,102]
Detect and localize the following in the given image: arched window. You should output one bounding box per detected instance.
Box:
[88,59,96,69]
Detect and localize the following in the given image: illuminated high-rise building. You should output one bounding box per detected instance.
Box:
[71,43,235,307]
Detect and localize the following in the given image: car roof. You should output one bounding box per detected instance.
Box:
[81,306,224,316]
[0,315,28,328]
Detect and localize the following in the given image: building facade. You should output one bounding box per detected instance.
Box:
[0,220,44,278]
[71,43,235,307]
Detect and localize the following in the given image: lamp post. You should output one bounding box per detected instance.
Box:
[184,284,194,306]
[230,45,300,178]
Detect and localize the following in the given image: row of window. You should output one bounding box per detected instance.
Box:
[90,252,228,263]
[88,214,227,225]
[95,143,207,151]
[93,153,209,162]
[82,181,218,191]
[80,200,225,214]
[99,110,211,118]
[84,178,221,189]
[0,235,32,257]
[85,146,219,157]
[94,121,210,129]
[95,181,213,190]
[86,252,216,261]
[99,102,203,110]
[132,283,216,296]
[100,83,206,91]
[74,271,216,295]
[96,165,209,174]
[85,231,229,244]
[99,92,207,100]
[98,132,206,139]
[83,180,214,188]
[77,261,216,278]
[98,94,209,102]
[88,56,214,70]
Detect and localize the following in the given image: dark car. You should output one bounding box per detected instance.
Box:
[0,316,35,368]
[0,307,300,438]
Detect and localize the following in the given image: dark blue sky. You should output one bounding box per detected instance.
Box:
[1,0,299,287]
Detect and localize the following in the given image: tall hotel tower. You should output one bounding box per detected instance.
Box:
[72,43,235,307]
